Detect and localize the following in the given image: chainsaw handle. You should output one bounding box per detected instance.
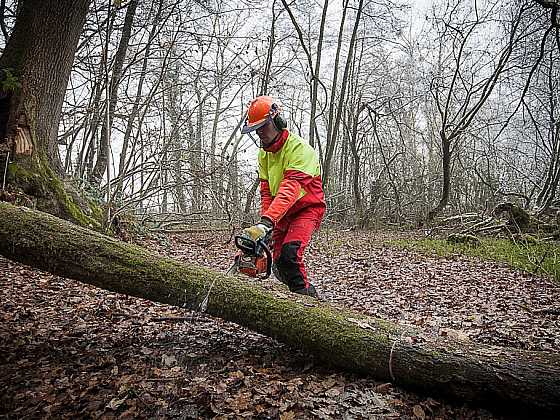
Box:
[235,235,257,255]
[258,242,273,279]
[234,234,273,280]
[235,232,272,254]
[234,235,257,255]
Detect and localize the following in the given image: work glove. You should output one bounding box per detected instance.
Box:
[242,218,273,242]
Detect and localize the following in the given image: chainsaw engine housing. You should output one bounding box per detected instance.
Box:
[232,233,272,279]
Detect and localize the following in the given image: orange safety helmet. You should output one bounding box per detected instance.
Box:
[241,96,286,134]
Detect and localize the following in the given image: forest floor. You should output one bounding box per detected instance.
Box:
[1,228,559,419]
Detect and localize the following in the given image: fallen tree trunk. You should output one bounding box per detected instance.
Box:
[0,203,559,415]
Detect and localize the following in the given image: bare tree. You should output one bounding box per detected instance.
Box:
[91,0,139,187]
[426,0,532,220]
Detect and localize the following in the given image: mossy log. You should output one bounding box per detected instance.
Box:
[0,203,559,415]
[492,202,531,231]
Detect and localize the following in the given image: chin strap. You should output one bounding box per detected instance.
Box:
[247,130,280,150]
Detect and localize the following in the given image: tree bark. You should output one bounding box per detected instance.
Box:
[259,0,277,97]
[0,0,89,170]
[0,202,559,416]
[322,0,349,188]
[0,0,99,227]
[428,133,451,221]
[323,0,364,190]
[114,0,164,200]
[309,0,328,149]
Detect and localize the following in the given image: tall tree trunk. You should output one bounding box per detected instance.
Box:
[349,105,364,224]
[0,201,559,417]
[75,69,104,179]
[323,0,348,179]
[163,45,187,214]
[172,138,187,213]
[210,86,223,215]
[114,0,163,200]
[185,107,203,212]
[309,0,329,148]
[0,0,99,226]
[0,0,89,171]
[428,133,452,220]
[279,0,326,148]
[243,177,259,219]
[323,0,363,188]
[192,85,205,212]
[91,0,138,186]
[259,0,277,96]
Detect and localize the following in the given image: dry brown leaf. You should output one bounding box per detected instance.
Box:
[374,383,392,394]
[280,411,296,420]
[106,395,127,410]
[440,328,470,342]
[412,404,426,419]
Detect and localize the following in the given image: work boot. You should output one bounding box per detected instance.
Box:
[293,283,320,299]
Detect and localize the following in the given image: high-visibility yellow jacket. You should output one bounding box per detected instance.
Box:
[258,130,326,225]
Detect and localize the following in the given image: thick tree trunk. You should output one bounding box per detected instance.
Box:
[0,202,559,416]
[0,0,99,227]
[0,0,89,170]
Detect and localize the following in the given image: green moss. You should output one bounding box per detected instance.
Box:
[390,237,560,283]
[0,68,21,92]
[8,161,39,186]
[91,204,103,221]
[64,194,100,228]
[7,156,102,230]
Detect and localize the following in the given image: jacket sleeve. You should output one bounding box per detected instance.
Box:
[259,180,273,214]
[262,176,301,225]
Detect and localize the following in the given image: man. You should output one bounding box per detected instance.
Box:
[240,96,326,298]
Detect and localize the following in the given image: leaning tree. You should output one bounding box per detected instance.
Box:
[0,0,99,226]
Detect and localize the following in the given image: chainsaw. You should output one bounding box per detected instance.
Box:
[227,232,273,279]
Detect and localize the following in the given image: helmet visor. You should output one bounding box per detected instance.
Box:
[241,116,271,134]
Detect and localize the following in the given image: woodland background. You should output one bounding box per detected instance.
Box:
[3,0,559,228]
